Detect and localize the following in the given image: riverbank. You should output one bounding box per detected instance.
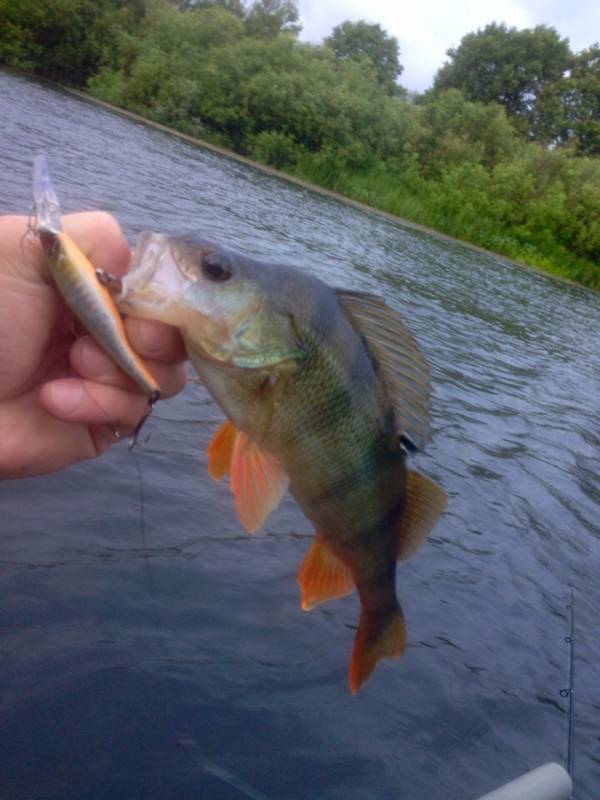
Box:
[2,0,599,291]
[65,85,598,293]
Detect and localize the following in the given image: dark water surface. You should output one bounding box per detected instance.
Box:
[1,72,599,799]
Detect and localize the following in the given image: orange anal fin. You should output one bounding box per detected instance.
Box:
[230,431,289,534]
[396,470,447,562]
[297,537,355,611]
[348,608,406,695]
[206,420,237,481]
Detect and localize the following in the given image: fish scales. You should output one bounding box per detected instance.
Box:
[265,313,405,558]
[119,233,446,692]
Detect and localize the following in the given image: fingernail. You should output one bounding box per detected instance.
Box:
[48,381,84,414]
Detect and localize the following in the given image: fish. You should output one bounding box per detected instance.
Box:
[31,154,160,402]
[118,232,447,693]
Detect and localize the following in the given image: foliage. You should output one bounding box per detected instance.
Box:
[1,0,599,288]
[177,0,245,15]
[248,130,300,168]
[412,89,517,175]
[432,22,572,141]
[562,45,600,156]
[325,20,403,95]
[244,0,301,38]
[0,0,146,83]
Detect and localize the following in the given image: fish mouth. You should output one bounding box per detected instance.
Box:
[117,232,188,323]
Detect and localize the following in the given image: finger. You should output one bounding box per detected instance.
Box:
[39,377,150,429]
[70,336,188,398]
[1,212,131,285]
[0,390,99,478]
[62,212,131,277]
[0,215,46,283]
[124,317,187,363]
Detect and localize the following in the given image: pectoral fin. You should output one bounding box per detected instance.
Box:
[396,470,447,561]
[297,537,355,611]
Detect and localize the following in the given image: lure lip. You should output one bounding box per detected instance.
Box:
[32,153,62,234]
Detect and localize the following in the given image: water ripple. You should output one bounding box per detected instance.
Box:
[1,70,599,798]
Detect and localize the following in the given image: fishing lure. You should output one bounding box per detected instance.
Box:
[32,154,160,434]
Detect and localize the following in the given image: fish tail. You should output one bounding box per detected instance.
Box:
[348,606,406,695]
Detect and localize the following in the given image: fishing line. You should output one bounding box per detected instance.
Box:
[559,587,576,797]
[130,444,164,643]
[20,210,38,260]
[129,441,274,800]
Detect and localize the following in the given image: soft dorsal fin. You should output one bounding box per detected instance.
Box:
[336,290,431,452]
[206,421,289,533]
[396,470,447,561]
[297,537,355,610]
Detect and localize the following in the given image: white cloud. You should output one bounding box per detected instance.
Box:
[297,0,600,92]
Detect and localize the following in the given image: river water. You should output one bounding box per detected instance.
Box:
[1,72,599,799]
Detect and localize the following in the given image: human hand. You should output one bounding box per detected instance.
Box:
[0,212,188,479]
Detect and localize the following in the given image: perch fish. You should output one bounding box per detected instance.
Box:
[119,232,446,692]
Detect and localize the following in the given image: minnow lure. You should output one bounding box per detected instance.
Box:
[32,154,160,408]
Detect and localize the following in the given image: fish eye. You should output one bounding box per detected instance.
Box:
[202,252,232,282]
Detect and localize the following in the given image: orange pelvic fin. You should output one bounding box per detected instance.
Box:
[396,470,447,562]
[206,420,237,481]
[297,537,354,611]
[348,608,406,695]
[229,429,289,534]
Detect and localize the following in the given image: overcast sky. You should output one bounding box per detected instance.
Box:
[297,0,600,92]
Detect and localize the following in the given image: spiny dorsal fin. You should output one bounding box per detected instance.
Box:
[336,290,430,452]
[297,537,355,610]
[396,470,447,561]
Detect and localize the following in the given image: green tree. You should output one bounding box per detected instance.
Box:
[563,45,600,155]
[176,0,245,14]
[0,0,148,83]
[141,2,244,54]
[244,0,300,38]
[325,20,403,95]
[432,22,571,140]
[414,89,517,176]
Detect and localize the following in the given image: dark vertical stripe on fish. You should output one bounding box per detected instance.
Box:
[312,432,390,509]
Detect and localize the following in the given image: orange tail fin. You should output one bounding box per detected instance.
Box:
[348,608,406,695]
